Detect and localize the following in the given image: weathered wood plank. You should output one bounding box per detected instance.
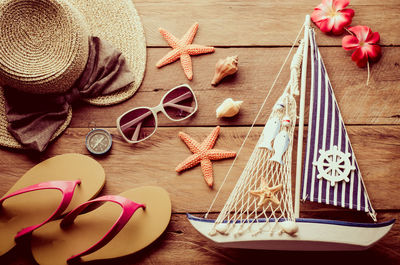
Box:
[1,1,399,264]
[134,0,400,46]
[71,47,400,127]
[1,212,398,265]
[0,126,399,211]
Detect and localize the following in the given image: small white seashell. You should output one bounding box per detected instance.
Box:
[216,98,243,118]
[208,229,217,236]
[215,223,229,234]
[279,221,298,236]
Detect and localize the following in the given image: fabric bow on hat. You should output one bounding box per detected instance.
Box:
[4,37,134,152]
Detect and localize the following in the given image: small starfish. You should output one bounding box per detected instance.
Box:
[250,179,282,208]
[176,126,236,187]
[156,22,215,80]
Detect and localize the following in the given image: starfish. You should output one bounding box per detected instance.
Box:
[156,22,215,80]
[250,179,282,208]
[176,126,236,187]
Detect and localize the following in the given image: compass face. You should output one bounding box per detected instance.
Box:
[86,129,112,155]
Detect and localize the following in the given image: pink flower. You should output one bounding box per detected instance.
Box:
[311,0,354,35]
[342,26,381,67]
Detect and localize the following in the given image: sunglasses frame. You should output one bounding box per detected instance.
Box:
[116,84,198,144]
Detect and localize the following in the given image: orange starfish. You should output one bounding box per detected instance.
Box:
[156,22,215,80]
[250,179,282,208]
[176,126,236,187]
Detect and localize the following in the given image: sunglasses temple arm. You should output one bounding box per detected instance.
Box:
[131,121,142,141]
[163,102,194,113]
[120,111,152,131]
[163,91,195,112]
[165,91,193,104]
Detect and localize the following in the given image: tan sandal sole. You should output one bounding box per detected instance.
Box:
[31,186,171,265]
[0,153,105,255]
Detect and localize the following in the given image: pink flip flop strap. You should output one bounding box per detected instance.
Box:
[0,180,81,240]
[60,195,146,263]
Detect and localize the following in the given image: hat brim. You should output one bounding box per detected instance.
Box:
[0,0,146,149]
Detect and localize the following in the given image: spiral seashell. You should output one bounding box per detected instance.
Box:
[211,55,238,86]
[216,98,243,118]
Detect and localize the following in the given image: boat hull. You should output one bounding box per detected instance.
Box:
[187,214,395,251]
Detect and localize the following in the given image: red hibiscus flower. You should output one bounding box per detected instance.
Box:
[311,0,354,35]
[342,26,381,67]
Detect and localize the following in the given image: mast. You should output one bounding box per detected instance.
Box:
[294,15,310,218]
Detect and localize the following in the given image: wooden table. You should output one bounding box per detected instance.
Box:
[1,0,399,264]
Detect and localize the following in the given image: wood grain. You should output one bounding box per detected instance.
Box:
[134,0,400,46]
[0,126,399,212]
[1,1,399,263]
[71,47,400,127]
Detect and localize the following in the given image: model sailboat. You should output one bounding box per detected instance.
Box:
[187,15,395,251]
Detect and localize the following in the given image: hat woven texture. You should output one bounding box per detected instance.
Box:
[0,0,146,149]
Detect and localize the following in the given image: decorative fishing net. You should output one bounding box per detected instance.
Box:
[209,41,304,237]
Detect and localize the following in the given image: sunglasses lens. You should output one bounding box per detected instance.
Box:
[118,108,156,142]
[162,85,196,120]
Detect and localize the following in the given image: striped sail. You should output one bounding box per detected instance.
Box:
[301,29,376,221]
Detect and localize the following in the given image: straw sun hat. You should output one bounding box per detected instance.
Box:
[0,0,146,150]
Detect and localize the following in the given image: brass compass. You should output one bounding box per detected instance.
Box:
[85,128,112,155]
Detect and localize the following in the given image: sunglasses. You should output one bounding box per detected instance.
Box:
[117,84,198,143]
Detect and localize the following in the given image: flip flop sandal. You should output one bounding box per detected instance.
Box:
[0,153,105,255]
[31,186,171,265]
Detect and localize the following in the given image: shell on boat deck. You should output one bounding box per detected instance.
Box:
[279,221,298,235]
